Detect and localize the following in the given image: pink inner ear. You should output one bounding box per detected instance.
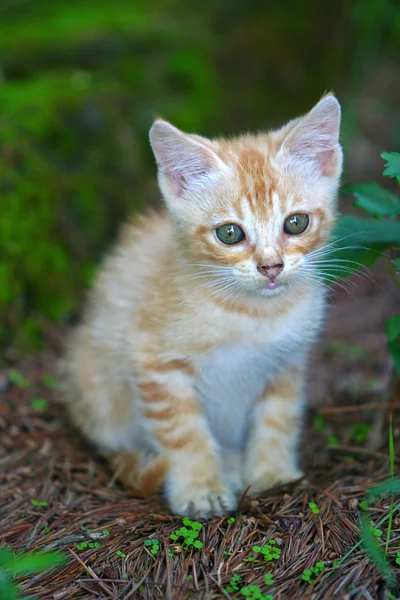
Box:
[168,172,184,196]
[320,149,338,177]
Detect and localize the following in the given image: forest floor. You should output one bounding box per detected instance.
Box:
[1,266,400,600]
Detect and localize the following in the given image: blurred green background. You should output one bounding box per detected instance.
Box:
[1,0,399,350]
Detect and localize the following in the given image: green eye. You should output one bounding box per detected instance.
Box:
[284,213,309,235]
[216,224,245,245]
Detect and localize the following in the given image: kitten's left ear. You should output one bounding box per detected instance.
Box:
[149,119,229,200]
[279,94,342,179]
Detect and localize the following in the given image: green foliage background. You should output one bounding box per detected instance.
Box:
[0,0,399,349]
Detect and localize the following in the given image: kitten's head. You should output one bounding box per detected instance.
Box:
[149,95,342,300]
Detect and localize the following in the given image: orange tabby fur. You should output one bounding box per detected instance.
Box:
[61,95,343,518]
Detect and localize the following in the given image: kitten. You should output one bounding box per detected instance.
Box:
[61,94,342,519]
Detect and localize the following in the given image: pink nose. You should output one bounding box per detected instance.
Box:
[257,263,284,279]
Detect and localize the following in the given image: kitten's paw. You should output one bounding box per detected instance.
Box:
[245,467,303,496]
[169,485,236,519]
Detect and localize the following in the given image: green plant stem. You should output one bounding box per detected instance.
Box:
[386,256,400,293]
[334,498,400,568]
[385,417,395,555]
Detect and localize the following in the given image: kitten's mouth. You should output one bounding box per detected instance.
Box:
[265,281,280,290]
[260,280,285,296]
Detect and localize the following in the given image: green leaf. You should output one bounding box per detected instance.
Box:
[31,499,48,507]
[8,369,30,389]
[346,182,400,217]
[329,215,400,276]
[11,551,65,576]
[360,515,393,583]
[367,477,400,502]
[388,340,400,376]
[41,374,58,387]
[392,257,400,272]
[144,540,152,546]
[381,152,400,180]
[31,397,48,412]
[193,540,202,549]
[0,548,14,568]
[0,579,17,600]
[386,316,400,376]
[386,316,400,342]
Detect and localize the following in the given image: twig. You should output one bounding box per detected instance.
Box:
[320,402,399,414]
[69,548,113,597]
[328,444,399,461]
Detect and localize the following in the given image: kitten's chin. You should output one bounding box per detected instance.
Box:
[259,283,286,298]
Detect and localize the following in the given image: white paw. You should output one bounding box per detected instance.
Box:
[245,467,303,496]
[169,485,237,519]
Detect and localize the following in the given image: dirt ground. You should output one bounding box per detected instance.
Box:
[1,260,399,600]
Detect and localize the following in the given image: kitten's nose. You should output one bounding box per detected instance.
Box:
[257,262,284,279]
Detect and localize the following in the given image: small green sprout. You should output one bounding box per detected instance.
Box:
[370,525,383,538]
[76,541,100,551]
[350,423,371,444]
[102,529,110,536]
[301,561,325,584]
[170,518,203,550]
[8,369,30,388]
[327,434,339,447]
[186,574,193,580]
[359,500,369,510]
[226,573,241,593]
[167,548,175,558]
[250,540,281,562]
[31,397,48,412]
[264,573,274,585]
[309,502,320,514]
[396,551,400,566]
[224,550,232,556]
[123,573,129,579]
[116,550,127,558]
[144,539,160,554]
[227,517,235,524]
[41,374,58,387]
[240,585,273,599]
[31,499,48,507]
[312,414,327,432]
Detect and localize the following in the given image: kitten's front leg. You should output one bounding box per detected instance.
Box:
[137,358,236,518]
[244,367,305,495]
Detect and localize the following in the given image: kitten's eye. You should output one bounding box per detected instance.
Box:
[284,213,309,235]
[216,224,245,245]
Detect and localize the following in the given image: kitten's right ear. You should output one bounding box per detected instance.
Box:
[278,94,343,181]
[149,120,228,199]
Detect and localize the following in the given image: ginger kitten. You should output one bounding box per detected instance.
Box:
[62,95,342,519]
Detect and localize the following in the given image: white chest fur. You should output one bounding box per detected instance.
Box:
[192,290,325,451]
